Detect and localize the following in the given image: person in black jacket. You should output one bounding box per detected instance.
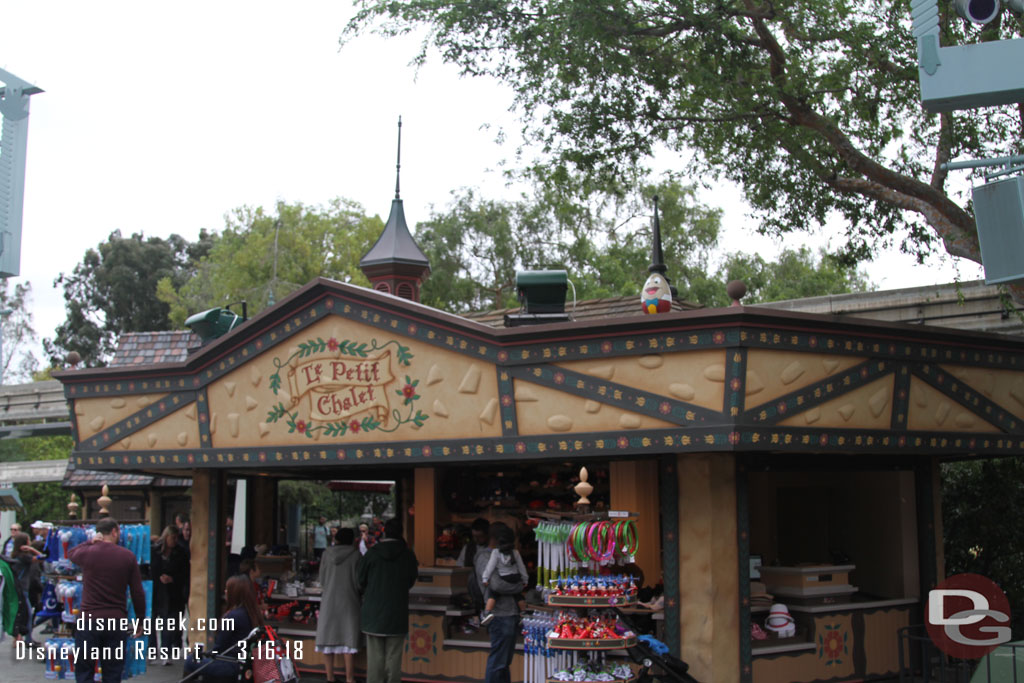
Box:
[151,525,188,664]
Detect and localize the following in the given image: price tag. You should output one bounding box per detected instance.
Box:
[607,510,629,518]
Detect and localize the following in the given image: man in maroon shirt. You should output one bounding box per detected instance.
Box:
[68,518,147,683]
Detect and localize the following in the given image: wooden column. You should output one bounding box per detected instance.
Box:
[677,453,740,683]
[188,469,225,647]
[248,476,276,548]
[413,467,436,566]
[609,459,661,583]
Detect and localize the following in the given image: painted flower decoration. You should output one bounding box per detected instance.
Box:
[713,331,726,344]
[397,376,421,405]
[295,420,306,434]
[348,419,361,434]
[327,337,339,351]
[407,625,436,662]
[659,401,672,415]
[818,624,847,665]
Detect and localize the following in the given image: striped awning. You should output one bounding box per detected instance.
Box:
[0,484,24,511]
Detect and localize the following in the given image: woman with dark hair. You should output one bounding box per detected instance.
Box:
[2,531,43,644]
[151,525,188,664]
[316,527,361,683]
[182,575,265,681]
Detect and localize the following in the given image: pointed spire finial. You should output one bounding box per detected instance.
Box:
[647,194,677,298]
[649,195,666,275]
[395,116,402,200]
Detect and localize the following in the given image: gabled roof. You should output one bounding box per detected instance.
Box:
[53,276,1024,388]
[110,331,200,367]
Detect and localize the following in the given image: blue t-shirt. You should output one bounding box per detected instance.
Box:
[313,524,329,550]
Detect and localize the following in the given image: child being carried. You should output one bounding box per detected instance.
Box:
[480,525,528,625]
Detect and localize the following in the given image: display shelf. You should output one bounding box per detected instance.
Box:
[547,635,638,651]
[546,595,637,608]
[272,625,316,638]
[547,676,635,683]
[269,592,321,602]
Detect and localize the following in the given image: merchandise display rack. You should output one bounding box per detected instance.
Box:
[528,467,641,683]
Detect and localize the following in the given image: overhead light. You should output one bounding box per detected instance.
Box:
[955,0,1000,23]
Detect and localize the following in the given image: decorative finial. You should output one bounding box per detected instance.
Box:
[727,280,748,307]
[574,466,594,507]
[67,492,80,519]
[649,195,666,276]
[97,484,112,517]
[395,116,402,200]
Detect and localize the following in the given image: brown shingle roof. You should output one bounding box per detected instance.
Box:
[62,467,154,488]
[110,331,201,367]
[61,466,191,489]
[462,295,701,328]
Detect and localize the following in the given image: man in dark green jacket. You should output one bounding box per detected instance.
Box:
[357,518,419,683]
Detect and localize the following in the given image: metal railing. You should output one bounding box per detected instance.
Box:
[898,625,1024,683]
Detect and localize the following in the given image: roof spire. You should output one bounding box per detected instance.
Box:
[395,116,402,200]
[647,195,677,298]
[649,195,666,275]
[360,116,430,302]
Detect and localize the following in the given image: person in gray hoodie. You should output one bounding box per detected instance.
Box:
[317,527,362,683]
[357,518,419,683]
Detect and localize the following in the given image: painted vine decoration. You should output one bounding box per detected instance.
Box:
[265,336,428,439]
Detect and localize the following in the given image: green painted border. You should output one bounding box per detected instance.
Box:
[496,367,517,436]
[72,423,1024,471]
[197,388,212,447]
[206,471,221,648]
[891,364,911,431]
[658,455,680,657]
[737,456,752,683]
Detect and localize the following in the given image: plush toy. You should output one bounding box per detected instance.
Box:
[641,273,672,314]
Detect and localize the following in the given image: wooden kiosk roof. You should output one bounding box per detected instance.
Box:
[54,276,1024,474]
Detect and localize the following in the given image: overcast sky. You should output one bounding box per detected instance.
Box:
[2,1,984,371]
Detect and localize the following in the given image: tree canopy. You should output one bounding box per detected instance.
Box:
[157,199,382,327]
[0,280,39,383]
[344,0,1024,272]
[417,178,869,311]
[44,230,210,367]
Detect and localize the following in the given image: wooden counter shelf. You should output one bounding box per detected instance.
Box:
[547,635,638,651]
[547,595,637,607]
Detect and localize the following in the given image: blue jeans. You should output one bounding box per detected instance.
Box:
[74,625,127,683]
[484,616,517,683]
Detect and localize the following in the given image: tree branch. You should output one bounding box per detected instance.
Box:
[831,176,980,261]
[745,8,978,263]
[931,113,953,192]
